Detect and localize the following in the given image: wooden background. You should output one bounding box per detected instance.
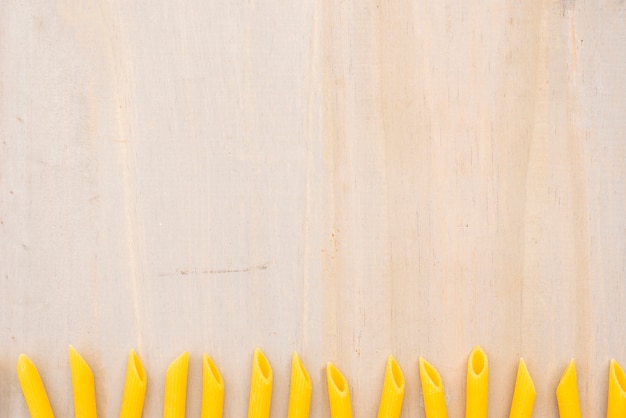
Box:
[1,0,626,416]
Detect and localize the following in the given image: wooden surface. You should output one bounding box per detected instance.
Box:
[1,0,626,416]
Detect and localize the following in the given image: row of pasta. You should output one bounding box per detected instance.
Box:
[15,345,626,418]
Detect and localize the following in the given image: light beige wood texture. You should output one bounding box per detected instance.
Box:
[1,0,625,417]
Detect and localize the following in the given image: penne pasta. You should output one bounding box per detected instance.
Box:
[201,354,225,418]
[248,348,273,418]
[119,350,147,418]
[69,346,98,418]
[377,355,405,418]
[556,359,581,418]
[607,359,626,418]
[287,352,312,418]
[164,352,189,418]
[419,357,447,418]
[17,354,55,418]
[466,346,488,418]
[326,362,352,418]
[508,359,536,418]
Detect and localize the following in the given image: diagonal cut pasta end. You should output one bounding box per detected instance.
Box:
[287,352,312,418]
[610,359,626,397]
[17,354,55,418]
[292,352,312,390]
[466,346,488,418]
[556,359,581,418]
[509,358,536,418]
[556,359,577,396]
[166,352,189,378]
[419,357,443,394]
[608,359,626,418]
[377,355,405,418]
[248,348,273,418]
[468,346,488,378]
[386,356,405,394]
[203,353,224,389]
[128,349,147,389]
[69,345,95,380]
[419,357,447,418]
[69,345,97,418]
[17,353,31,374]
[326,362,352,418]
[120,350,147,418]
[164,352,189,418]
[201,353,225,418]
[254,348,272,383]
[518,359,536,394]
[327,363,349,397]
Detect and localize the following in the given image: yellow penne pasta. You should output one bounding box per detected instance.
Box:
[201,354,225,418]
[164,352,189,418]
[377,355,405,418]
[287,352,312,418]
[17,354,55,418]
[248,348,273,418]
[556,359,581,418]
[607,359,626,418]
[419,357,447,418]
[466,346,488,418]
[326,362,352,418]
[69,346,98,418]
[509,359,536,418]
[119,350,147,418]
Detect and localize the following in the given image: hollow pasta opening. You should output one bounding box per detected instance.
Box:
[422,359,442,389]
[390,357,405,390]
[205,355,224,387]
[295,354,312,386]
[328,364,347,394]
[255,349,272,381]
[613,360,626,393]
[470,348,486,376]
[130,350,146,385]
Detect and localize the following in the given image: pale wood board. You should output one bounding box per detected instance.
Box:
[1,0,626,417]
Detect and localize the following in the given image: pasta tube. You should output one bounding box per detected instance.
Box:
[607,359,626,418]
[164,352,189,418]
[119,350,147,418]
[201,354,225,418]
[377,355,405,418]
[69,346,98,418]
[466,346,488,418]
[326,362,352,418]
[248,348,273,418]
[556,359,581,418]
[287,352,312,418]
[17,354,55,418]
[419,357,447,418]
[508,359,535,418]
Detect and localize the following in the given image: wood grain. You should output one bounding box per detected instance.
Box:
[1,0,625,416]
